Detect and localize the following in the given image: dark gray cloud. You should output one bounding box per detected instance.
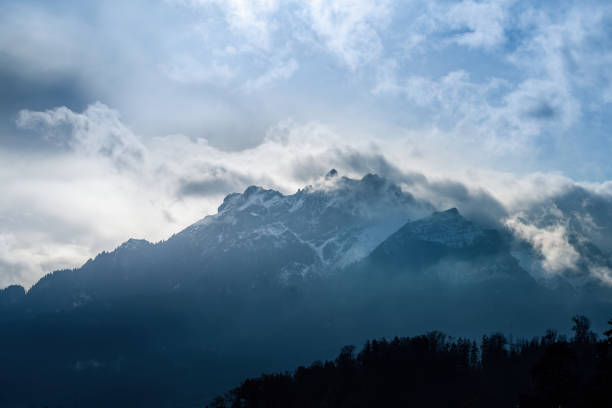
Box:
[332,149,427,186]
[178,167,261,198]
[0,69,89,151]
[180,178,240,197]
[426,181,508,228]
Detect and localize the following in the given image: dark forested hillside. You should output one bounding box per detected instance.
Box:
[209,316,612,408]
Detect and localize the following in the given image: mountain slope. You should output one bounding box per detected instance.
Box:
[169,172,433,281]
[8,172,433,318]
[361,208,532,283]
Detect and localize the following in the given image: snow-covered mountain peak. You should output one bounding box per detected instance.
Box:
[217,186,283,215]
[175,172,434,280]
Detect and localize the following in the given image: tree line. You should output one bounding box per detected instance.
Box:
[208,316,612,408]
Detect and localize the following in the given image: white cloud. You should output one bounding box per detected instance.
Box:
[505,215,580,275]
[0,232,90,288]
[441,0,514,49]
[374,64,551,154]
[508,5,612,110]
[304,0,391,69]
[589,266,612,286]
[16,103,146,169]
[371,2,612,159]
[172,0,280,51]
[243,58,299,92]
[396,0,515,54]
[173,0,393,70]
[374,56,580,155]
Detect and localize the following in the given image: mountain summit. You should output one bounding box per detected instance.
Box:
[169,172,434,283]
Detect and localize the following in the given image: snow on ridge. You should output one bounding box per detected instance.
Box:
[174,171,435,279]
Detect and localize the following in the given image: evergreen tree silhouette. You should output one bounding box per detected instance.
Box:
[604,318,612,344]
[207,316,612,408]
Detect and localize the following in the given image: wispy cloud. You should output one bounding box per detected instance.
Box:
[178,0,281,52]
[3,102,612,288]
[304,0,391,69]
[17,103,145,169]
[243,58,299,92]
[506,215,580,274]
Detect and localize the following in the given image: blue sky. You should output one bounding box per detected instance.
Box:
[1,0,612,287]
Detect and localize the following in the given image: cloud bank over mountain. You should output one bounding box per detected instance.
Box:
[0,102,610,288]
[1,0,612,287]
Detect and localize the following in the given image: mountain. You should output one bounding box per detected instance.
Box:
[0,171,610,408]
[5,172,433,318]
[169,171,433,282]
[364,208,532,283]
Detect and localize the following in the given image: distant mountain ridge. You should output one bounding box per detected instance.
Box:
[1,171,435,310]
[1,171,610,310]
